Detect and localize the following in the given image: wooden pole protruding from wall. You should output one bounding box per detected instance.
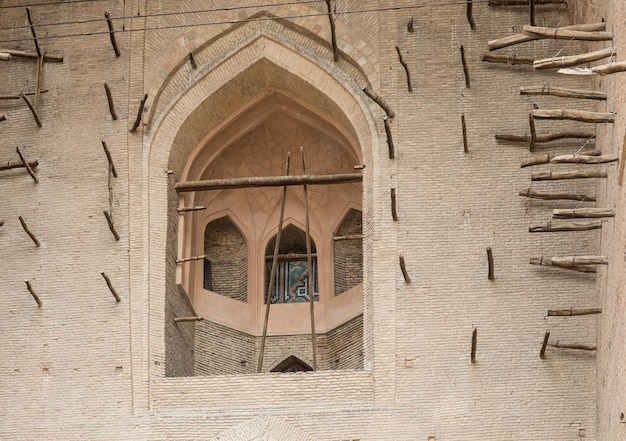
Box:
[333,234,363,241]
[391,188,398,221]
[531,170,608,181]
[16,147,38,183]
[481,53,534,65]
[174,316,204,323]
[467,0,476,30]
[26,8,41,58]
[130,94,148,132]
[460,45,470,88]
[0,49,62,62]
[519,188,595,201]
[363,87,395,118]
[548,308,601,316]
[529,0,535,25]
[553,208,614,219]
[407,18,414,33]
[529,114,537,151]
[462,114,469,153]
[531,256,608,267]
[487,247,494,280]
[490,0,565,5]
[103,210,120,241]
[325,0,339,62]
[176,255,206,264]
[396,46,412,92]
[548,342,596,351]
[177,206,206,213]
[522,25,613,41]
[101,272,121,302]
[529,257,596,273]
[21,93,42,127]
[619,128,626,186]
[529,220,602,233]
[102,141,117,178]
[104,12,121,57]
[399,254,411,283]
[19,215,40,247]
[301,147,317,371]
[496,131,595,144]
[188,52,197,69]
[488,23,606,51]
[25,280,42,307]
[520,85,606,100]
[540,331,550,358]
[0,159,38,172]
[521,153,615,167]
[471,328,477,363]
[34,52,44,113]
[534,47,615,70]
[103,82,118,120]
[384,116,395,159]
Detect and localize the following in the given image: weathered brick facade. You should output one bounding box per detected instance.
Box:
[1,0,624,440]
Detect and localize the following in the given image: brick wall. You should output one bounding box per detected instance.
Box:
[334,209,363,295]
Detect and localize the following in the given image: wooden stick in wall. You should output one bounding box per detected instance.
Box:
[396,46,412,92]
[34,52,44,113]
[547,308,601,316]
[177,206,206,213]
[471,328,477,363]
[531,170,608,181]
[481,53,534,65]
[16,146,38,183]
[619,129,626,186]
[488,23,606,51]
[547,341,596,351]
[391,188,398,221]
[0,159,38,172]
[540,331,550,358]
[553,208,614,219]
[0,49,63,62]
[496,131,595,144]
[467,0,476,30]
[101,272,121,302]
[325,0,339,62]
[528,220,602,232]
[519,188,595,201]
[529,114,537,151]
[301,147,317,371]
[103,210,120,241]
[130,94,148,132]
[530,256,608,267]
[104,12,121,57]
[26,8,41,58]
[25,280,42,307]
[533,47,615,70]
[258,153,290,373]
[461,114,469,153]
[532,109,615,124]
[175,255,206,264]
[102,141,118,178]
[104,82,118,120]
[529,0,535,25]
[362,87,395,118]
[21,94,42,127]
[384,116,395,159]
[529,258,597,273]
[333,234,363,241]
[585,61,626,76]
[490,0,565,5]
[460,45,470,88]
[19,215,40,247]
[399,254,411,283]
[522,25,613,41]
[487,247,494,280]
[174,316,204,323]
[407,18,414,33]
[188,52,197,69]
[521,153,616,167]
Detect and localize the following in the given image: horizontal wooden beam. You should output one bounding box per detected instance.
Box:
[531,255,608,267]
[496,131,594,144]
[520,85,606,100]
[481,53,534,65]
[521,153,614,167]
[0,159,38,172]
[531,170,608,180]
[0,49,63,62]
[519,188,595,201]
[489,23,605,51]
[174,316,204,323]
[553,208,614,219]
[489,0,565,5]
[533,47,615,70]
[547,308,601,316]
[532,109,614,123]
[547,342,596,351]
[264,253,318,261]
[529,258,597,273]
[175,173,362,192]
[522,25,613,41]
[529,220,602,232]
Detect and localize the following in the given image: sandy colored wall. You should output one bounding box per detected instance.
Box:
[0,0,620,440]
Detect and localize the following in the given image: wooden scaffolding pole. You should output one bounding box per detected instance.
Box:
[547,308,601,316]
[553,208,615,219]
[533,47,615,70]
[496,131,595,144]
[488,23,605,51]
[520,85,606,100]
[258,154,290,373]
[522,25,613,41]
[530,170,608,181]
[521,153,616,167]
[530,255,608,267]
[175,172,362,192]
[531,109,614,123]
[518,188,595,201]
[529,220,602,232]
[301,147,317,371]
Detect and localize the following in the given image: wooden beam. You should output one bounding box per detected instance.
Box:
[490,0,565,5]
[547,342,596,351]
[104,11,121,57]
[25,280,42,307]
[325,0,339,62]
[0,49,63,62]
[520,85,606,100]
[102,141,117,178]
[362,87,395,118]
[188,52,197,69]
[396,46,412,92]
[532,109,614,123]
[384,116,394,159]
[264,253,318,261]
[333,234,363,241]
[519,188,595,201]
[103,210,120,241]
[467,0,476,30]
[553,208,614,219]
[130,94,148,132]
[529,220,602,232]
[540,331,550,358]
[104,82,118,120]
[529,0,535,25]
[391,188,398,221]
[19,215,40,247]
[547,308,601,316]
[0,159,38,172]
[21,94,42,127]
[26,7,41,58]
[522,25,613,41]
[399,254,411,283]
[531,170,608,181]
[533,47,615,70]
[34,52,44,113]
[462,114,469,153]
[521,153,616,167]
[487,247,494,280]
[481,53,534,65]
[176,255,206,264]
[471,328,477,363]
[175,172,362,192]
[177,206,206,213]
[531,256,608,267]
[488,23,605,51]
[301,147,317,371]
[496,131,595,143]
[588,61,626,75]
[460,45,471,88]
[529,257,597,273]
[174,316,204,323]
[101,272,121,302]
[16,146,38,183]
